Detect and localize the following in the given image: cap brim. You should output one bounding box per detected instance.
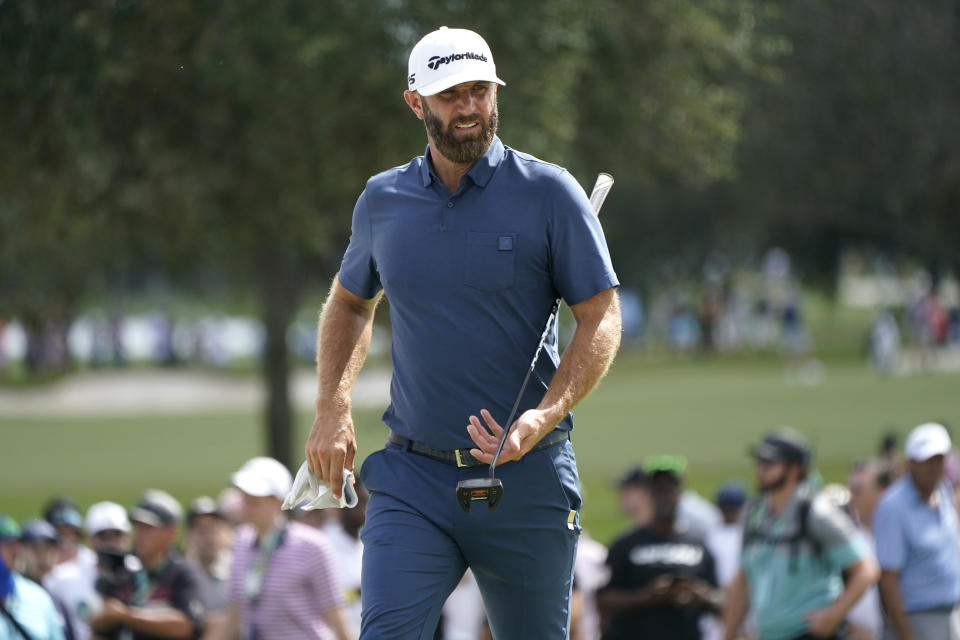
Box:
[232,471,279,499]
[129,507,166,528]
[908,446,951,462]
[750,443,781,462]
[417,71,505,97]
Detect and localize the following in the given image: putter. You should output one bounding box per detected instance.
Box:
[457,173,615,512]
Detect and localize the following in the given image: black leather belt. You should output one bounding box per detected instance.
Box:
[388,429,571,468]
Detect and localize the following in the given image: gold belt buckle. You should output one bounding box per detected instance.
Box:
[455,449,467,468]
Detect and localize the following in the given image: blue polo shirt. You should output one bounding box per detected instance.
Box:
[338,136,618,449]
[873,476,960,612]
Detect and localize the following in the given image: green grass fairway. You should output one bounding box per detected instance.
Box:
[2,354,957,545]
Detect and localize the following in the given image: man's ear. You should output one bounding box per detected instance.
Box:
[404,90,425,120]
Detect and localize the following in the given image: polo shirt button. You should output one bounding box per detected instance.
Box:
[446,201,454,208]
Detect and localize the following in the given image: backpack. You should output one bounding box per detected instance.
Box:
[742,485,855,573]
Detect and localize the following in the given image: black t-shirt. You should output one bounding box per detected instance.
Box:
[600,527,718,640]
[103,553,207,640]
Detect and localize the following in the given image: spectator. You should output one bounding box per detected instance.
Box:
[616,464,720,542]
[706,482,747,589]
[847,460,895,640]
[45,501,132,640]
[184,496,232,613]
[879,432,902,477]
[1,513,66,639]
[597,455,721,640]
[214,457,351,640]
[874,422,960,640]
[20,520,62,586]
[723,428,878,640]
[868,310,901,374]
[89,490,207,639]
[703,482,748,640]
[616,467,653,528]
[44,498,92,568]
[20,519,77,639]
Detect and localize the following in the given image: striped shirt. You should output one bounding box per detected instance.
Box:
[228,520,344,639]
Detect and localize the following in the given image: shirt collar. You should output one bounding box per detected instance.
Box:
[418,136,505,189]
[904,475,943,507]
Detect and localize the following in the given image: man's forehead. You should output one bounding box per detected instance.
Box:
[434,80,494,93]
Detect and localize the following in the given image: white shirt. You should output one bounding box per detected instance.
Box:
[44,549,101,640]
[846,526,882,637]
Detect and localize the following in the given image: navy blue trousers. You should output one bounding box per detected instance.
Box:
[358,437,582,640]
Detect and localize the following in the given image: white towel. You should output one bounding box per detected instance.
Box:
[282,462,358,510]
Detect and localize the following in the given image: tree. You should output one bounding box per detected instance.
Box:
[734,0,960,283]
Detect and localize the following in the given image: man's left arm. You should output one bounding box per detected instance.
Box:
[806,556,879,637]
[804,499,880,637]
[468,286,621,463]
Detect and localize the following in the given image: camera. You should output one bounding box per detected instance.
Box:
[95,549,145,603]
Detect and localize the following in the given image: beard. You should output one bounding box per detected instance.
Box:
[422,97,498,165]
[758,467,789,493]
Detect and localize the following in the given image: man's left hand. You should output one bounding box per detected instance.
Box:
[805,606,843,638]
[466,408,553,465]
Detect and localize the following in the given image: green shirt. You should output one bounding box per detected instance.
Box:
[740,484,868,640]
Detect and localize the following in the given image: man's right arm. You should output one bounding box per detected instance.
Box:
[878,570,914,640]
[305,276,383,499]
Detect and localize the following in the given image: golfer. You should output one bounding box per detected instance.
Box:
[303,26,621,640]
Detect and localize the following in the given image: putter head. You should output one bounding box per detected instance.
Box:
[456,478,504,512]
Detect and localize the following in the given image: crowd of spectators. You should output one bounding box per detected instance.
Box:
[0,458,364,639]
[3,422,958,640]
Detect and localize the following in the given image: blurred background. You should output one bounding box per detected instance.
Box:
[1,0,959,546]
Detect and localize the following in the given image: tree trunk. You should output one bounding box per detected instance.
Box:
[258,251,302,469]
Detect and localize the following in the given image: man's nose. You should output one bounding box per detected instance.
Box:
[454,91,476,113]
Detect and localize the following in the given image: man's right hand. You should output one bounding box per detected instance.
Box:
[305,411,357,501]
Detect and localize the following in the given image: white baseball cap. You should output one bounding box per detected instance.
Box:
[905,422,952,461]
[407,27,505,96]
[85,501,132,536]
[231,457,292,500]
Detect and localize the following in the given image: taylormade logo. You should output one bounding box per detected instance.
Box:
[427,51,487,70]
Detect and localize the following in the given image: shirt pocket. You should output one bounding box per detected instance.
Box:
[463,231,516,292]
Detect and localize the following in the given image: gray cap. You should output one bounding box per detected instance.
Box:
[751,427,811,466]
[130,489,183,528]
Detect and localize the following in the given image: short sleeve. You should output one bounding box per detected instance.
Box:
[170,564,208,638]
[337,189,382,299]
[872,497,905,571]
[548,171,619,306]
[599,537,631,591]
[701,544,719,588]
[307,538,345,613]
[808,497,869,570]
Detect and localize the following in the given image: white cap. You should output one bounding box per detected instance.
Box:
[407,27,505,96]
[231,457,292,500]
[85,501,132,536]
[905,422,952,461]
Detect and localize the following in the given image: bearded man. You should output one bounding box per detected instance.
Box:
[722,428,879,640]
[301,26,622,640]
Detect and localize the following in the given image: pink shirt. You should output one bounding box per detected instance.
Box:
[229,520,344,639]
